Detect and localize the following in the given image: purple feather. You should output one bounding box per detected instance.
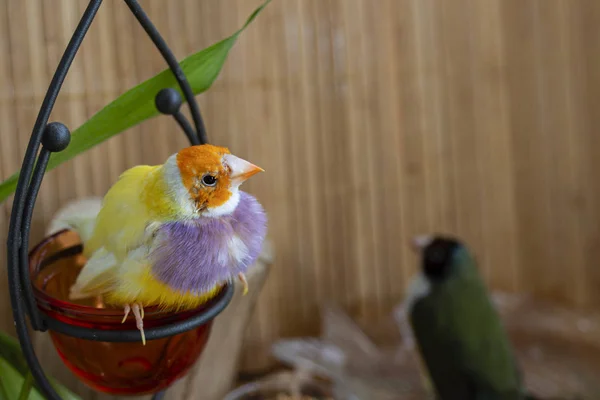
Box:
[149,191,267,293]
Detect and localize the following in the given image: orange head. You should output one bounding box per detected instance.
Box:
[164,144,263,217]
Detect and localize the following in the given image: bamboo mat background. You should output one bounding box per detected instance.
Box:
[1,0,600,397]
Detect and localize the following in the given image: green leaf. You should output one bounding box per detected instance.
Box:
[17,373,33,400]
[0,361,9,400]
[0,332,28,377]
[0,357,45,400]
[0,332,81,400]
[49,382,81,400]
[0,0,271,203]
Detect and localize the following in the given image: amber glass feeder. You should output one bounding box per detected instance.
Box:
[29,229,229,396]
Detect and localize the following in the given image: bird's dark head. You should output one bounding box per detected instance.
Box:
[412,234,463,282]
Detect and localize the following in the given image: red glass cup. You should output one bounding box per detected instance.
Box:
[29,229,229,396]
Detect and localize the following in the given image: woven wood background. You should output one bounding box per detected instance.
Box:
[1,0,600,397]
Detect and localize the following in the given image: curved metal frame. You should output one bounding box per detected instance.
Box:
[5,1,233,399]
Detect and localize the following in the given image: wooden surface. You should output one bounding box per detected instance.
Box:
[1,0,600,395]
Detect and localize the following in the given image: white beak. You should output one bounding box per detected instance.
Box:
[411,235,433,252]
[223,153,264,186]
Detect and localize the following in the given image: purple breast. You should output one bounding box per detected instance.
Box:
[149,191,267,294]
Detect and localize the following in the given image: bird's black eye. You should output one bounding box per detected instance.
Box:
[202,174,217,187]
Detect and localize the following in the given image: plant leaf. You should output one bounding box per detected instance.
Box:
[0,0,271,203]
[0,359,9,400]
[0,331,29,377]
[0,332,81,400]
[0,357,45,400]
[48,380,82,400]
[17,372,33,400]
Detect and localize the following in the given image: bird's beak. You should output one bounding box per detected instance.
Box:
[411,235,433,252]
[223,153,264,186]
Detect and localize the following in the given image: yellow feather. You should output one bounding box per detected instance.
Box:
[85,165,160,259]
[75,164,182,298]
[105,264,222,311]
[69,247,118,299]
[79,246,221,310]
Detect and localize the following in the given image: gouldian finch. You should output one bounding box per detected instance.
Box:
[68,144,267,344]
[405,234,536,400]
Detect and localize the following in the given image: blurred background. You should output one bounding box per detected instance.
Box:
[1,0,600,398]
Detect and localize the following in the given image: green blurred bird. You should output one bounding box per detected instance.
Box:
[405,234,537,400]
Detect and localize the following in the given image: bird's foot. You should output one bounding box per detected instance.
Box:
[132,303,146,345]
[121,303,146,345]
[237,272,249,296]
[121,304,130,323]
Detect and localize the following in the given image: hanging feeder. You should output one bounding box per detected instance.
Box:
[6,0,235,399]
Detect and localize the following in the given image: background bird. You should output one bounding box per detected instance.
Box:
[64,144,268,344]
[404,234,536,400]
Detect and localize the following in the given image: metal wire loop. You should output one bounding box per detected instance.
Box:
[5,1,229,399]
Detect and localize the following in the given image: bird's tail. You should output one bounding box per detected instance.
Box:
[46,197,103,244]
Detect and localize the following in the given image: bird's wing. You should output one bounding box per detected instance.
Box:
[71,165,162,300]
[471,387,526,400]
[84,165,160,260]
[69,247,118,299]
[409,295,473,399]
[46,197,103,242]
[450,281,523,397]
[463,347,524,400]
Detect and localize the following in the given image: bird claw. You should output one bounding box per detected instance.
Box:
[122,304,131,324]
[132,304,146,346]
[238,273,248,296]
[121,303,146,345]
